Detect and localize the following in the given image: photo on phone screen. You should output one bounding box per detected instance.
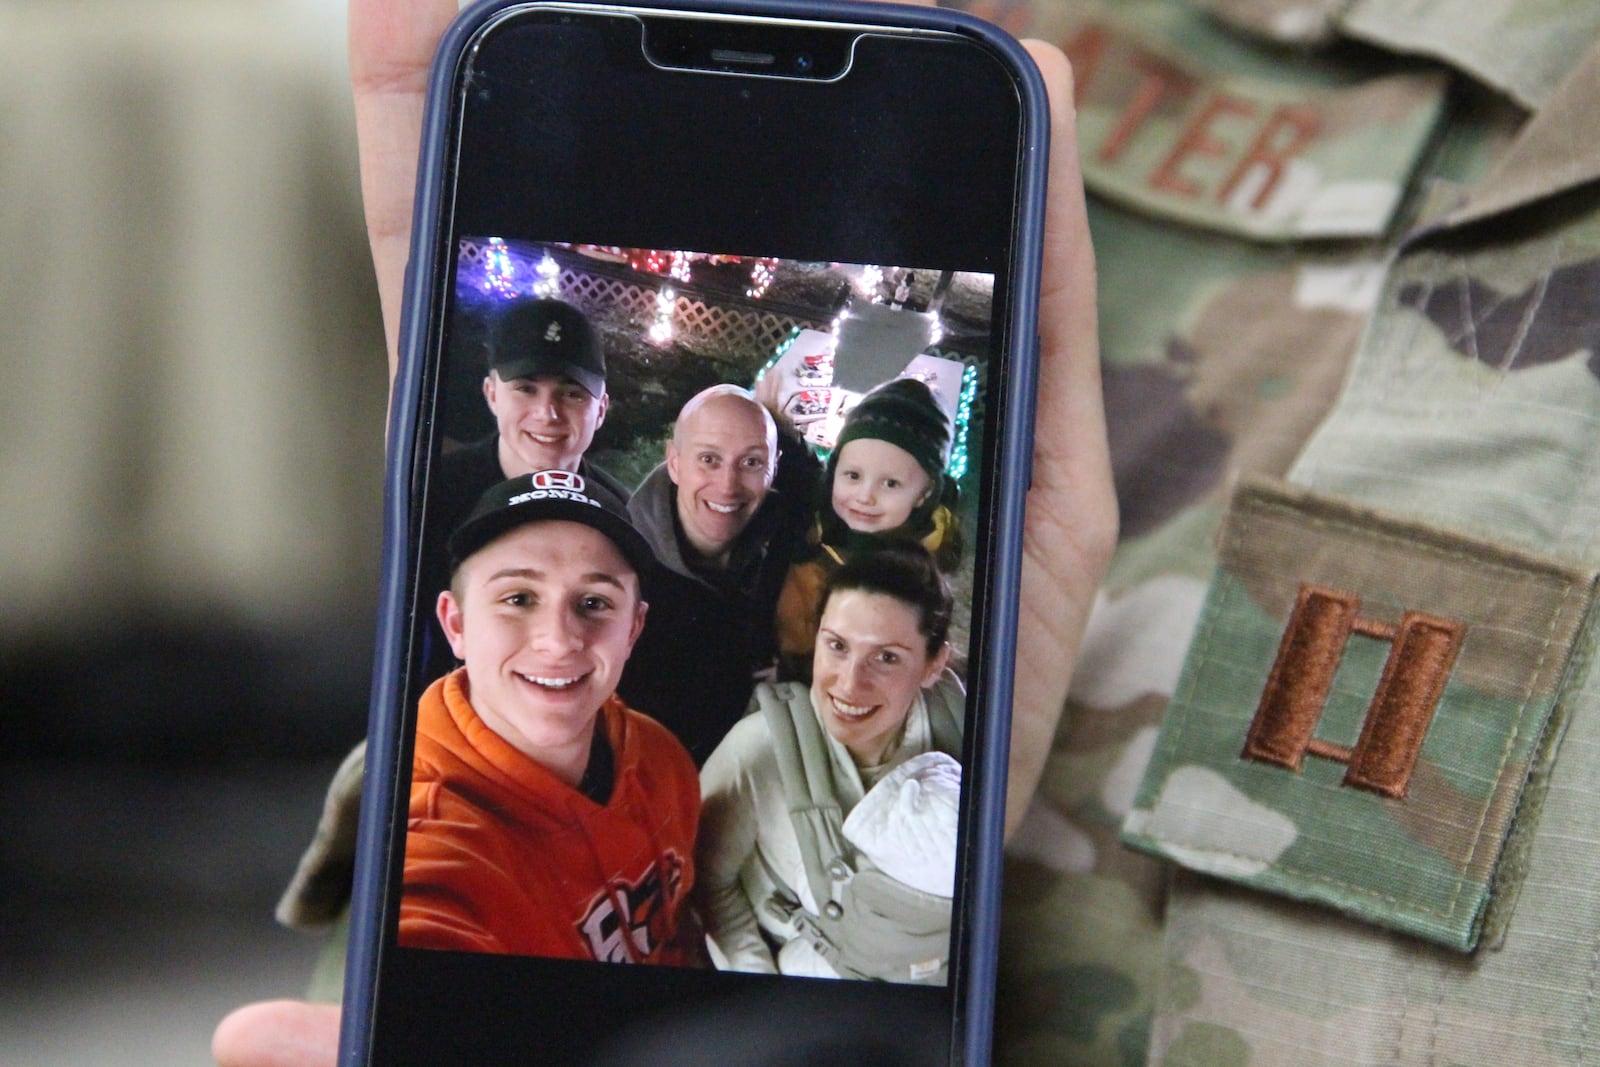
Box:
[401,237,995,982]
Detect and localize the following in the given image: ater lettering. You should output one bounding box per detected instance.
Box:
[1066,22,1321,210]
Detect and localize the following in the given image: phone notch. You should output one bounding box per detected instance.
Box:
[640,15,855,80]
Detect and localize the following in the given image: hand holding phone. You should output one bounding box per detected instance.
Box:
[211,1,1113,1064]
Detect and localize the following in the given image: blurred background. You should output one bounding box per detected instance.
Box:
[0,2,387,1062]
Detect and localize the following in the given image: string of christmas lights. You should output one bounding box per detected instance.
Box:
[534,252,561,298]
[481,237,518,298]
[754,326,805,383]
[948,362,979,481]
[648,287,676,344]
[745,259,775,300]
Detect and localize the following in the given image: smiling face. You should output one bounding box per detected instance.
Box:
[810,588,950,767]
[665,392,777,564]
[830,438,933,534]
[437,521,646,784]
[484,371,609,476]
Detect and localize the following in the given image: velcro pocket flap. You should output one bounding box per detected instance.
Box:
[1122,479,1598,951]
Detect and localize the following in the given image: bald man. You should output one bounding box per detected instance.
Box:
[621,384,818,764]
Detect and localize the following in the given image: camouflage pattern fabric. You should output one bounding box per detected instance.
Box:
[1134,61,1600,1062]
[964,2,1452,1062]
[926,0,1600,1063]
[1340,0,1600,110]
[1189,0,1345,46]
[1196,0,1600,109]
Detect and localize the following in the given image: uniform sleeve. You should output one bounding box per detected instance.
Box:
[696,717,779,974]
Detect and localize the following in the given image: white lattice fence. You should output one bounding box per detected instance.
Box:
[665,295,814,353]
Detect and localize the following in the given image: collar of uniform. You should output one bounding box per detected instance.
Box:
[1427,39,1600,232]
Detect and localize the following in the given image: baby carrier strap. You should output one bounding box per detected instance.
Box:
[923,670,964,758]
[756,682,853,917]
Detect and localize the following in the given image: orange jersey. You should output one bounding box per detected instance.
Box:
[399,670,700,964]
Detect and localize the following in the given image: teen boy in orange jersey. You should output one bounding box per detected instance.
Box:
[399,469,701,964]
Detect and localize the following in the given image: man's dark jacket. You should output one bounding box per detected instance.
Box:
[620,435,816,765]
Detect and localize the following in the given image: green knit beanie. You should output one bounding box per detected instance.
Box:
[833,377,950,482]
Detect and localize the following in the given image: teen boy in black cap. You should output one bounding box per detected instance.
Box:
[400,469,700,963]
[421,298,630,681]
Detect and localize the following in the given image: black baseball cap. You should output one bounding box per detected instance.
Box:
[448,470,655,577]
[487,298,606,398]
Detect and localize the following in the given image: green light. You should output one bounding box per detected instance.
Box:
[949,362,979,481]
[754,326,804,383]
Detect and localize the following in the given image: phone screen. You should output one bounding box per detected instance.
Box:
[355,5,1040,1064]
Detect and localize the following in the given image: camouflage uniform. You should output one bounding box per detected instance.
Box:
[281,1,1600,1063]
[953,0,1600,1064]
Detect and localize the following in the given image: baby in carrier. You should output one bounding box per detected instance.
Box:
[774,750,962,982]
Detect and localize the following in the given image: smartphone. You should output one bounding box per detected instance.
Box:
[342,0,1048,1062]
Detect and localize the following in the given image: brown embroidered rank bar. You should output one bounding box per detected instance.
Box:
[1242,583,1466,799]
